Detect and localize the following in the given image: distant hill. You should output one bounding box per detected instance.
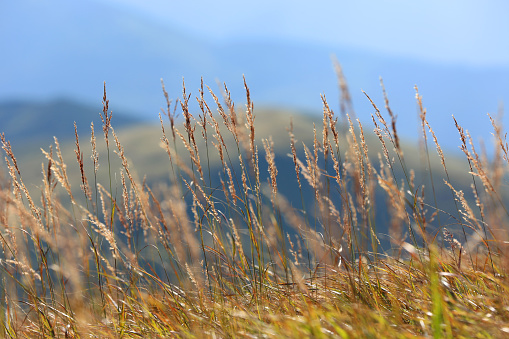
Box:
[0,99,144,150]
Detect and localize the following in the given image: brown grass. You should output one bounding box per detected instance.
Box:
[0,69,509,338]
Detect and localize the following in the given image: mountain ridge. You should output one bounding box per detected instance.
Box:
[0,98,145,151]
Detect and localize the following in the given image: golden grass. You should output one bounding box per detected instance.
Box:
[0,73,508,338]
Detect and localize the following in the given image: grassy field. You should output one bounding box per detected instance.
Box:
[1,77,509,338]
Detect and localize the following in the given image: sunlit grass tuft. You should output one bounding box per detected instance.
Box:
[0,72,508,338]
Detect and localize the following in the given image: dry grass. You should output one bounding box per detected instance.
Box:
[1,73,509,338]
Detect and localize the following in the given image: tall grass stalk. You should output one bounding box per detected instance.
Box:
[0,73,508,337]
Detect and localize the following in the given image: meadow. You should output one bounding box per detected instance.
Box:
[0,72,508,338]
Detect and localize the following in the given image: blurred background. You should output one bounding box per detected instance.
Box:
[1,0,509,153]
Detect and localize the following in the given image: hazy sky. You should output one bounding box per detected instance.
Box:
[1,0,508,152]
[97,0,509,67]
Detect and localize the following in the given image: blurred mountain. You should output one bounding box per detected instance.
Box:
[1,1,508,152]
[0,99,144,151]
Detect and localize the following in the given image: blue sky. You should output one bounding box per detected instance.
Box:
[97,0,509,67]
